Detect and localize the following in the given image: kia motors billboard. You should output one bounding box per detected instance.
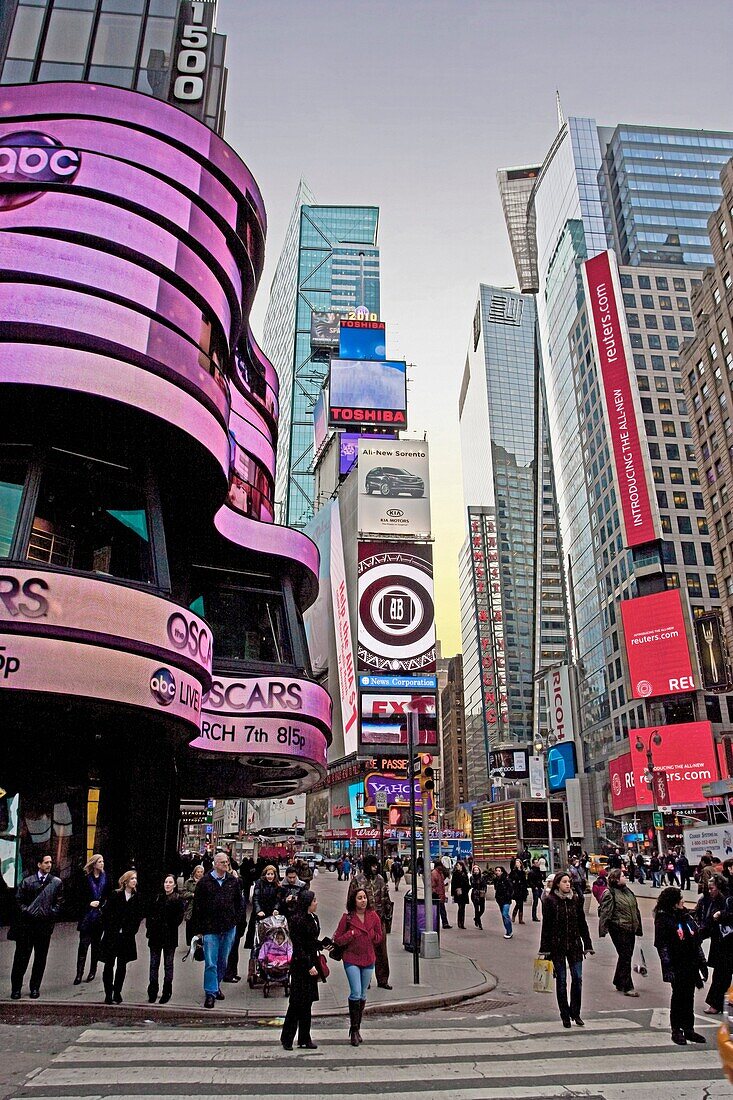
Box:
[621,588,696,699]
[582,250,659,548]
[358,438,431,538]
[611,722,720,810]
[359,692,438,748]
[357,542,436,675]
[328,358,407,428]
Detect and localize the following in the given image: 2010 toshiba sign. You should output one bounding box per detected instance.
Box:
[621,588,696,699]
[582,250,659,548]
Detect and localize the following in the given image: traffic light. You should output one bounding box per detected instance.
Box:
[419,754,435,798]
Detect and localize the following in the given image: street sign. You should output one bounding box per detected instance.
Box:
[702,778,733,798]
[375,791,388,811]
[653,811,664,829]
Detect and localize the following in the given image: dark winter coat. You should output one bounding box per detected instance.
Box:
[654,908,707,984]
[527,866,545,891]
[509,866,529,904]
[540,889,593,966]
[252,878,281,918]
[695,892,733,967]
[76,872,111,934]
[191,871,245,935]
[450,867,471,904]
[598,883,642,937]
[99,890,143,963]
[15,872,63,929]
[288,910,323,1006]
[493,872,514,907]
[146,891,185,950]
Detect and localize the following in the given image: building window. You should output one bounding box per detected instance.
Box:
[26,450,154,583]
[681,543,697,566]
[656,277,669,291]
[0,452,29,558]
[662,422,676,437]
[659,514,672,534]
[638,275,651,290]
[644,315,658,329]
[677,515,692,534]
[687,573,702,598]
[194,576,294,667]
[674,278,687,293]
[648,335,662,350]
[669,467,684,484]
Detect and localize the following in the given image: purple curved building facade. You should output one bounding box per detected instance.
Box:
[0,83,331,886]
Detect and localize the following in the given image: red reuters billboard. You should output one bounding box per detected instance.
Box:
[609,752,636,812]
[583,250,659,547]
[621,589,695,699]
[629,722,720,810]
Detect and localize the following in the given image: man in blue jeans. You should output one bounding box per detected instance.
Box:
[493,866,514,938]
[191,851,244,1008]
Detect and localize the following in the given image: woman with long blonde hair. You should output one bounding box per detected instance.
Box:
[99,870,143,1004]
[74,853,111,985]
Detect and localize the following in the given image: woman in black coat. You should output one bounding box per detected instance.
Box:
[146,873,185,1004]
[654,886,708,1045]
[695,873,733,1015]
[280,890,331,1050]
[539,871,594,1027]
[99,870,143,1004]
[244,864,281,948]
[75,853,112,985]
[509,858,529,925]
[470,865,490,929]
[450,861,471,930]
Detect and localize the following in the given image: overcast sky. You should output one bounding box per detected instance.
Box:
[216,0,733,655]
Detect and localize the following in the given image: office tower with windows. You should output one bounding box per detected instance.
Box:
[440,654,466,818]
[681,158,733,669]
[458,286,569,802]
[0,0,227,133]
[263,189,380,528]
[497,165,541,294]
[505,117,733,838]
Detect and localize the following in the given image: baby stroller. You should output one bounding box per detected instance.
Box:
[247,913,292,997]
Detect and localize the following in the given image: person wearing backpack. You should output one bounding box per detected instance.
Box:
[9,854,63,1000]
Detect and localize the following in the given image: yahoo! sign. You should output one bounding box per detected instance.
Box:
[0,131,80,210]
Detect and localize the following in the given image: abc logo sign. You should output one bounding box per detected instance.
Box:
[0,131,81,211]
[150,667,176,707]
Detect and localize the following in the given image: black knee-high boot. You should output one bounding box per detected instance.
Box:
[348,1000,360,1046]
[74,943,87,984]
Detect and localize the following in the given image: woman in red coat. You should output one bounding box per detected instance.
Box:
[333,886,383,1046]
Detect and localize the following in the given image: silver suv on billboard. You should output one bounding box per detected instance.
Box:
[364,466,424,498]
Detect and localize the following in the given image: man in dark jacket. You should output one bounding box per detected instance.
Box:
[10,854,63,999]
[191,852,244,1008]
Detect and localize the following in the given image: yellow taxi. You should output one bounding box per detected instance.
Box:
[718,984,733,1083]
[588,853,609,875]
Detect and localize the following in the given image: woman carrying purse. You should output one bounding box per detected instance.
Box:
[332,886,383,1046]
[450,860,470,930]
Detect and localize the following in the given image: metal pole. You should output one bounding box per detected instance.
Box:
[407,711,420,983]
[422,790,434,935]
[648,748,666,857]
[379,809,385,871]
[546,754,554,875]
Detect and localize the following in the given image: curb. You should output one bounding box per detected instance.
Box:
[0,960,497,1027]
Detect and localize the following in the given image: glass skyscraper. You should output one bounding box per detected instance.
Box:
[263,188,379,528]
[458,286,568,802]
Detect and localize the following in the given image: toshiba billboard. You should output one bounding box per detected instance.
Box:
[582,250,659,548]
[621,589,696,699]
[610,722,719,811]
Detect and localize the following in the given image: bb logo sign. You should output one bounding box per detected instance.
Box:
[150,667,176,707]
[0,131,81,211]
[357,544,436,674]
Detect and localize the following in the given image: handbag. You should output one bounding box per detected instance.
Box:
[532,955,554,993]
[315,953,330,982]
[383,896,394,934]
[329,941,345,962]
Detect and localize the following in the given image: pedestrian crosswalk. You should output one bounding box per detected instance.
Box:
[12,1014,725,1099]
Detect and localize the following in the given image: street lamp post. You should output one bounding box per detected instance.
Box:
[533,731,557,875]
[635,729,665,856]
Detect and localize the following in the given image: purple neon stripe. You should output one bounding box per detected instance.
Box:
[230,388,276,449]
[228,413,275,478]
[203,674,332,733]
[246,332,279,400]
[0,83,266,231]
[0,619,212,689]
[214,506,320,586]
[0,194,244,309]
[0,342,231,479]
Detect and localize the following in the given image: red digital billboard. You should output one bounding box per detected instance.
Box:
[621,589,695,699]
[629,722,720,810]
[609,751,636,812]
[583,250,659,547]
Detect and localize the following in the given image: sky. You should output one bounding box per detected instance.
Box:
[216,0,733,655]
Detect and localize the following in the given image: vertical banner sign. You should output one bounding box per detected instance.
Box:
[543,665,575,743]
[529,755,546,799]
[565,778,584,837]
[330,500,358,757]
[357,542,436,674]
[582,250,659,547]
[694,612,732,692]
[168,1,217,121]
[468,509,508,753]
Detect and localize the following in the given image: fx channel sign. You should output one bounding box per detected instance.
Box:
[357,542,436,675]
[358,438,431,538]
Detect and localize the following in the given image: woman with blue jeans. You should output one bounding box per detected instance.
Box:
[493,866,514,938]
[333,887,383,1046]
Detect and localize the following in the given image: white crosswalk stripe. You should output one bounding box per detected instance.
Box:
[10,1014,722,1100]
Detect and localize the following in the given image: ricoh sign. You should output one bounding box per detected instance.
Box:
[543,665,575,744]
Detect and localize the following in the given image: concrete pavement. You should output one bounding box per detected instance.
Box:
[0,869,494,1023]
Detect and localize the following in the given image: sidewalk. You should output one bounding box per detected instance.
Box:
[0,871,495,1024]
